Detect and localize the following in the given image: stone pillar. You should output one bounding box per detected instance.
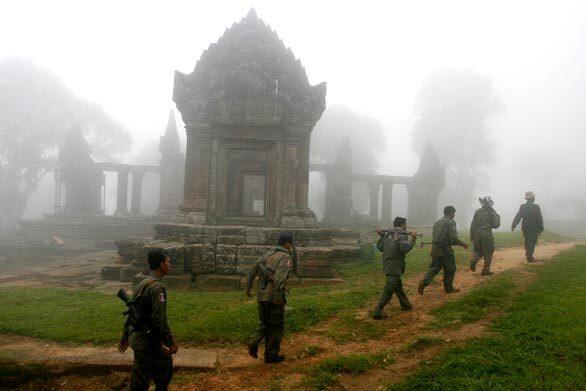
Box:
[295,137,310,209]
[114,168,129,216]
[381,182,393,226]
[368,182,380,218]
[283,144,297,208]
[130,170,145,216]
[179,123,211,224]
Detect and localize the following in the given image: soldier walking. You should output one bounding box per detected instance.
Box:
[246,232,294,363]
[119,249,178,391]
[372,217,417,319]
[511,191,544,262]
[470,196,501,275]
[418,206,468,295]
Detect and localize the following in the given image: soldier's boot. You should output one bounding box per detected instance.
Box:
[247,342,259,359]
[417,280,426,295]
[481,259,493,276]
[265,355,285,364]
[470,258,478,272]
[445,287,461,293]
[372,306,387,320]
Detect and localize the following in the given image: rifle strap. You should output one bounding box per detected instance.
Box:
[135,277,158,299]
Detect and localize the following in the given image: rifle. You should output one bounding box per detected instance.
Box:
[375,229,423,237]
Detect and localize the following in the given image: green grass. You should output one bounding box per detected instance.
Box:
[303,351,394,390]
[429,271,518,329]
[388,245,586,391]
[0,231,569,345]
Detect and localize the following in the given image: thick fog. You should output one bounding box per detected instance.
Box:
[1,0,585,231]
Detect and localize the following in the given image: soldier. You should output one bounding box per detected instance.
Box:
[372,217,417,319]
[470,196,501,275]
[418,206,468,295]
[511,191,544,262]
[118,249,178,391]
[245,232,294,363]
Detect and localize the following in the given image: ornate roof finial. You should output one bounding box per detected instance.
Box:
[245,8,258,20]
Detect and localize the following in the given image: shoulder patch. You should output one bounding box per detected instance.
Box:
[159,292,166,303]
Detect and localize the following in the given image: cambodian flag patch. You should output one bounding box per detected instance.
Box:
[159,293,166,303]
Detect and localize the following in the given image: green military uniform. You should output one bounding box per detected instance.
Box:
[470,205,501,273]
[421,217,466,291]
[246,246,292,360]
[373,228,415,317]
[124,273,174,391]
[512,200,543,261]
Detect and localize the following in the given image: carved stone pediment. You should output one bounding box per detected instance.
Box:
[173,9,326,129]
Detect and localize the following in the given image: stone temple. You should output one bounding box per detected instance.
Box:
[111,10,367,288]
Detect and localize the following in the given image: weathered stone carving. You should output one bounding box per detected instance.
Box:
[157,111,184,218]
[58,123,103,216]
[173,9,326,228]
[407,143,445,226]
[322,138,353,226]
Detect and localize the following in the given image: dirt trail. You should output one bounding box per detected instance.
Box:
[2,241,578,390]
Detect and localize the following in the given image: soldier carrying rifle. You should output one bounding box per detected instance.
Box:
[372,217,418,319]
[418,206,468,295]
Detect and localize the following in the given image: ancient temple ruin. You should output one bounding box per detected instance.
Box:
[108,10,366,288]
[173,8,325,228]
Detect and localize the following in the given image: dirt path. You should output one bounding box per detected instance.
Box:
[3,241,578,390]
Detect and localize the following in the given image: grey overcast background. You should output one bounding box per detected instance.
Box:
[2,0,585,225]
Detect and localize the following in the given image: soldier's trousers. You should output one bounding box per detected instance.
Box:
[374,274,411,314]
[130,346,173,391]
[523,231,539,260]
[422,254,456,291]
[250,301,285,359]
[471,235,495,272]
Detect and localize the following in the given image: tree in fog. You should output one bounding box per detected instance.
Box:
[310,105,385,215]
[412,69,502,221]
[0,58,132,230]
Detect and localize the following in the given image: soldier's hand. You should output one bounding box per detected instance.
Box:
[462,243,469,250]
[118,338,129,353]
[169,343,179,355]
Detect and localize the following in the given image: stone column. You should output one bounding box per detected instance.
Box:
[381,182,393,226]
[295,138,310,209]
[180,123,211,224]
[368,182,380,218]
[130,170,145,216]
[114,168,130,216]
[283,144,297,208]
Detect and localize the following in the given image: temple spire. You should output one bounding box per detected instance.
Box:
[160,110,180,156]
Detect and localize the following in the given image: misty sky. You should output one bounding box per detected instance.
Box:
[2,0,585,222]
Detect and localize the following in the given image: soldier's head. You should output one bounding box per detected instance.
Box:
[444,205,456,219]
[148,249,170,276]
[393,217,407,230]
[277,232,294,251]
[524,191,535,202]
[479,196,494,207]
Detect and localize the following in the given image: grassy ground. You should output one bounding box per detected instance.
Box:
[388,245,586,391]
[0,231,569,345]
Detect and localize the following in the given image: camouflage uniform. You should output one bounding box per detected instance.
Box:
[246,246,292,360]
[373,228,415,317]
[470,205,501,273]
[124,273,174,391]
[421,217,466,291]
[512,200,544,261]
